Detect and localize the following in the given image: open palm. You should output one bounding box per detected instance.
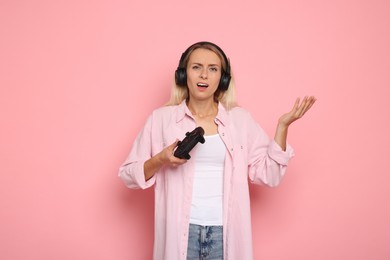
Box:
[278,96,316,127]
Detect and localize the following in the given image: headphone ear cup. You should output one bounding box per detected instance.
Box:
[175,68,187,86]
[218,73,231,91]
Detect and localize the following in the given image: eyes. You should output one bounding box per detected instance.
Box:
[191,64,219,73]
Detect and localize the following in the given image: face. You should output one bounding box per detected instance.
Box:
[186,48,222,102]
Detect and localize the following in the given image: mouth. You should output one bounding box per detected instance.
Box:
[197,83,209,88]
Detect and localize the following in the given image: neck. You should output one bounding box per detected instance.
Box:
[187,99,218,118]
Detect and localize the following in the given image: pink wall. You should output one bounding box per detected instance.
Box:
[1,0,389,259]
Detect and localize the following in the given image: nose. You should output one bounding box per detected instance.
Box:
[200,68,208,79]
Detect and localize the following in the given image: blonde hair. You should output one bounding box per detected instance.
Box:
[166,42,237,110]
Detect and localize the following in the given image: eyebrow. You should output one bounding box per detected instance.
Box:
[190,62,221,67]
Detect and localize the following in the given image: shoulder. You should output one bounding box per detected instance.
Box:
[225,105,264,132]
[152,105,177,115]
[228,106,254,121]
[148,104,181,122]
[226,106,266,136]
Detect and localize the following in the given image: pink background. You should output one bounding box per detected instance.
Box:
[1,0,390,259]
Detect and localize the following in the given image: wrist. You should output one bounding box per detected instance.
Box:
[156,151,169,166]
[276,122,289,132]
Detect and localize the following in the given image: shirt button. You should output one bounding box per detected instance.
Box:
[222,133,225,136]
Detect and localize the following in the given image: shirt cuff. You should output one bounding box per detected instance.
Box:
[121,159,155,189]
[267,140,295,166]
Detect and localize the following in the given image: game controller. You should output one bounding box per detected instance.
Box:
[173,127,205,160]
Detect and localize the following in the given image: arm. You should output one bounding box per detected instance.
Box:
[274,96,316,150]
[119,110,189,188]
[143,140,187,181]
[247,96,315,187]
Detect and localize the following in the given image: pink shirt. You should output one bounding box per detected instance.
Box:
[119,101,294,260]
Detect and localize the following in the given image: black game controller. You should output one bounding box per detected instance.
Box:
[174,127,205,160]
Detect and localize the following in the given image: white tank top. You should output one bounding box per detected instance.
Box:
[189,134,226,226]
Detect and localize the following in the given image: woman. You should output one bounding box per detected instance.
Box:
[119,41,316,260]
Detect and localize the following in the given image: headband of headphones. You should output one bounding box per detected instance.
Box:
[175,41,231,91]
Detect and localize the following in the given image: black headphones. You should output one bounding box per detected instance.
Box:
[175,41,231,91]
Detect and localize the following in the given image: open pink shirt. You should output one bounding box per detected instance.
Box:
[119,101,294,260]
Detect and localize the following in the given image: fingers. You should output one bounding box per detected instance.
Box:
[291,96,316,120]
[170,153,187,166]
[297,96,316,117]
[166,139,179,153]
[305,96,316,111]
[302,96,316,113]
[168,141,179,157]
[167,139,187,166]
[292,97,300,111]
[170,139,179,148]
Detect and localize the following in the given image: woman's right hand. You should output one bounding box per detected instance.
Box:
[144,140,187,181]
[157,140,188,167]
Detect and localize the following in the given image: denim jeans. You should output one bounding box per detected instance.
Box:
[187,224,224,260]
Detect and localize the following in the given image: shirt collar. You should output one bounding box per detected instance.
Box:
[176,100,228,126]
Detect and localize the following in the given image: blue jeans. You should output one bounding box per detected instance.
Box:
[187,224,224,260]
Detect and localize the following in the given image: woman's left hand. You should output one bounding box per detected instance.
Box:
[278,96,317,128]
